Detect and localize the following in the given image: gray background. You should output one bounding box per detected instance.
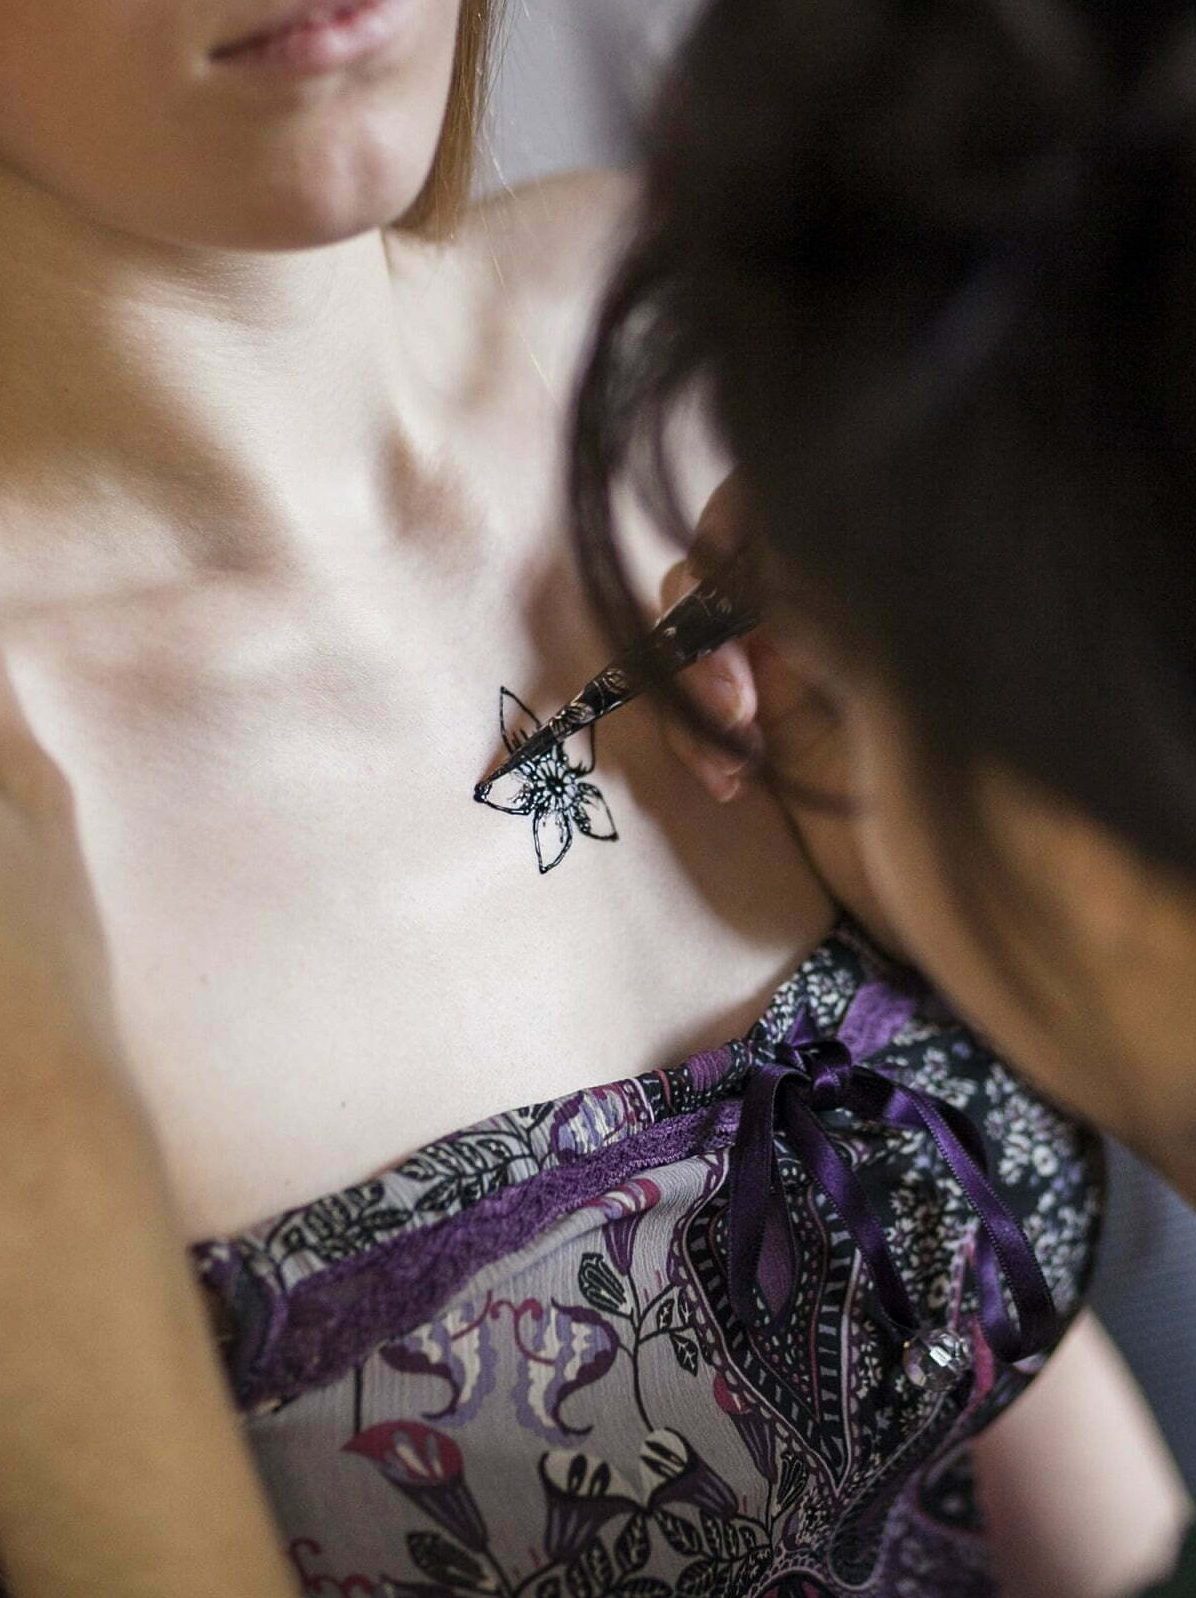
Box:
[483,0,1196,1491]
[479,0,694,192]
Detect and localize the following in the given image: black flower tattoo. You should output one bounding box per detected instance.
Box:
[474,688,618,874]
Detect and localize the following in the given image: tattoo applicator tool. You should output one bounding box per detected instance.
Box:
[475,572,760,792]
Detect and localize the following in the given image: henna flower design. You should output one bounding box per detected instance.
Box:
[474,689,618,874]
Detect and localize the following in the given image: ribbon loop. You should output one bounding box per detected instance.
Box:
[728,1010,1059,1371]
[777,1036,855,1111]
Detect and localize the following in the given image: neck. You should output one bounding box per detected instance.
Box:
[0,165,433,589]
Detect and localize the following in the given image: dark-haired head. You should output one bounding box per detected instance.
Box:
[570,0,1196,1192]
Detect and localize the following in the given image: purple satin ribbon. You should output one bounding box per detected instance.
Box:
[727,1010,1058,1363]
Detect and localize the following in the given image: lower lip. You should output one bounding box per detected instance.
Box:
[211,0,409,75]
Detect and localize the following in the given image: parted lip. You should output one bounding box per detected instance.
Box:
[210,0,374,58]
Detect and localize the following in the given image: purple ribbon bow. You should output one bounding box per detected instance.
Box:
[727,1009,1058,1364]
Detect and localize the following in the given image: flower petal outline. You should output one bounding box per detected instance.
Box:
[573,782,618,841]
[533,806,572,873]
[475,770,537,816]
[499,687,541,755]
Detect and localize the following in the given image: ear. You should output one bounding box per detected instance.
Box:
[499,688,541,755]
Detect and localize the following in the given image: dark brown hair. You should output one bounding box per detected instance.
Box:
[570,0,1196,886]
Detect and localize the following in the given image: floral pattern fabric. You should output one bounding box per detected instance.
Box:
[193,923,1103,1597]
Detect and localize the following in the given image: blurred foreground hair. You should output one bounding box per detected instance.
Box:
[571,0,1196,885]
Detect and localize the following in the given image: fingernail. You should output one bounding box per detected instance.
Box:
[713,772,742,803]
[701,759,744,801]
[704,672,748,729]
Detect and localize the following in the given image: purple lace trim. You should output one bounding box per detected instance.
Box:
[231,1102,740,1410]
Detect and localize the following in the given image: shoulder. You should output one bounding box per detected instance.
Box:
[461,169,725,497]
[456,168,640,393]
[384,169,638,413]
[460,168,639,300]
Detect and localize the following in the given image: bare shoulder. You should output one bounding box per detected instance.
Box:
[463,168,639,307]
[455,168,640,392]
[450,167,725,536]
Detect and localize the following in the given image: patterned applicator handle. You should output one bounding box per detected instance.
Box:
[476,574,760,790]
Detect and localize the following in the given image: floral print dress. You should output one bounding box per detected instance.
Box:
[192,923,1102,1597]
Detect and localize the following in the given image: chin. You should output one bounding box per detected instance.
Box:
[163,120,441,250]
[124,171,434,254]
[205,181,429,251]
[243,106,446,245]
[163,0,459,249]
[61,80,445,251]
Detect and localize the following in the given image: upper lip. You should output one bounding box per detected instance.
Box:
[211,0,360,57]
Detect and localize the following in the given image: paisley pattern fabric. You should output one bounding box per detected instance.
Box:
[193,922,1103,1597]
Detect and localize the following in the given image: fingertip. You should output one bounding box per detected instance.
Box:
[664,718,748,800]
[709,770,743,803]
[661,717,697,773]
[696,649,757,731]
[660,559,693,611]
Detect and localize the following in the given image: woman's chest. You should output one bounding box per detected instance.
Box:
[9,568,829,1240]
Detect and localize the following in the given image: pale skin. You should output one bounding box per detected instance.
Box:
[0,2,827,1592]
[0,5,825,1247]
[0,3,1183,1594]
